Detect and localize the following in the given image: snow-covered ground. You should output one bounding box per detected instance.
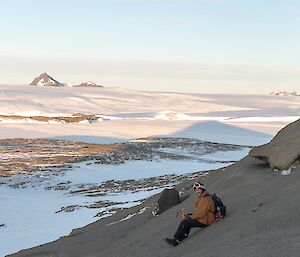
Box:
[0,84,299,143]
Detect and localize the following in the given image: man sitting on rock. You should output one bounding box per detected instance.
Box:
[165,182,215,246]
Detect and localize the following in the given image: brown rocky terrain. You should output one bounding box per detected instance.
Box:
[0,138,117,176]
[0,137,243,176]
[0,113,102,124]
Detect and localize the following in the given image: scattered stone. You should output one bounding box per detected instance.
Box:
[55,205,82,213]
[94,209,119,218]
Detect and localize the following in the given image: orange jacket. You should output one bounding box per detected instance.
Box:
[190,192,215,225]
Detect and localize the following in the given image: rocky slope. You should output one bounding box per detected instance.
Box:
[8,120,300,257]
[250,118,300,170]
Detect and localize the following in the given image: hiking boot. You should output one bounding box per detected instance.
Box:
[165,238,180,246]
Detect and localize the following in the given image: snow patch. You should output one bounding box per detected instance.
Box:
[155,111,191,120]
[63,82,74,87]
[107,213,136,226]
[281,168,292,176]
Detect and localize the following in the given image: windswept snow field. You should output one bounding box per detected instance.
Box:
[0,84,299,256]
[0,84,299,142]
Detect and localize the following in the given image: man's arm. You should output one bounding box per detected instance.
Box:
[190,197,211,220]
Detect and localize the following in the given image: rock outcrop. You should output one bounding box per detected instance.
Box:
[250,118,300,170]
[151,188,180,216]
[30,73,64,87]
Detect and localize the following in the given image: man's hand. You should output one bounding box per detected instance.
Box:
[184,213,192,219]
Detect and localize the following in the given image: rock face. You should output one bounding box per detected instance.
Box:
[30,73,64,87]
[250,118,300,170]
[151,188,180,216]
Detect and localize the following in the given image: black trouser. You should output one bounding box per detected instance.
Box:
[174,219,207,240]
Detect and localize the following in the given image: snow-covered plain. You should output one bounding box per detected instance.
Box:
[0,84,299,143]
[0,84,299,256]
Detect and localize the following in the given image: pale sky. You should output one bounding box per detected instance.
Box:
[0,0,299,93]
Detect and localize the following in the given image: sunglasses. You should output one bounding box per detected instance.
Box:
[193,183,201,190]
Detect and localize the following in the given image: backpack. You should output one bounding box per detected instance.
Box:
[206,193,226,222]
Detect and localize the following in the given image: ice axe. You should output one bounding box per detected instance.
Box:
[176,208,187,220]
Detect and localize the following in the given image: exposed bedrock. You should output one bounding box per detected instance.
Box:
[150,188,180,216]
[250,118,300,170]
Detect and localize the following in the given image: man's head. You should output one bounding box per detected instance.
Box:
[193,182,206,195]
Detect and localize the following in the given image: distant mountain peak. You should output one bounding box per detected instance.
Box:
[30,73,64,87]
[75,81,103,87]
[29,74,104,88]
[270,91,300,96]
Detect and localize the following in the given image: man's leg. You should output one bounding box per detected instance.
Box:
[174,219,207,241]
